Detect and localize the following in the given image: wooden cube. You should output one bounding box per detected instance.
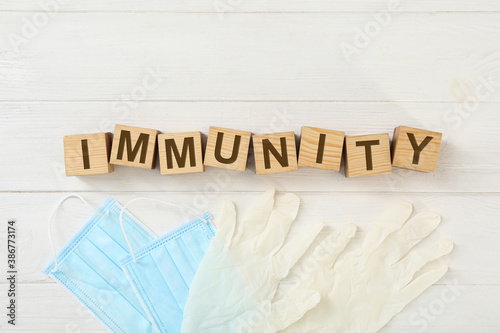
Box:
[157,131,205,175]
[63,133,113,176]
[253,131,298,175]
[391,126,442,173]
[298,126,345,171]
[344,133,392,178]
[110,124,159,169]
[204,127,252,171]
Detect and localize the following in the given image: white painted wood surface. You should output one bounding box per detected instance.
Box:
[1,13,500,102]
[1,2,499,332]
[1,105,499,193]
[1,0,500,12]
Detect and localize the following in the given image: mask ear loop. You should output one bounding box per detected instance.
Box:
[120,197,210,263]
[48,194,109,273]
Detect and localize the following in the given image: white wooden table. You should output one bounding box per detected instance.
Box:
[1,1,500,332]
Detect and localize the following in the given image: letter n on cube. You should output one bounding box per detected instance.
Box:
[344,133,392,178]
[253,132,298,175]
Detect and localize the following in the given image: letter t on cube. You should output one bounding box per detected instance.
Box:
[344,133,392,177]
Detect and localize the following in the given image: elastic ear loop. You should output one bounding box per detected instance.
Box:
[120,197,210,263]
[48,194,109,273]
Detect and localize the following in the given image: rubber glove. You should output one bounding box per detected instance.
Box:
[181,189,324,333]
[281,202,454,333]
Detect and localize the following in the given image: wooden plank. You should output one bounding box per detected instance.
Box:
[0,103,498,192]
[1,13,500,102]
[381,284,500,333]
[0,0,499,12]
[1,192,498,285]
[2,283,497,332]
[0,283,107,332]
[0,6,497,333]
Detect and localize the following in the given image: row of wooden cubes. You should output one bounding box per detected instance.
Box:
[64,125,442,177]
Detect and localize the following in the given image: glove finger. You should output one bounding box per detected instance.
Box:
[396,239,453,288]
[256,193,300,254]
[378,212,442,265]
[362,201,413,257]
[233,188,275,243]
[372,263,449,333]
[313,224,357,271]
[261,289,321,332]
[273,221,324,279]
[399,263,448,305]
[214,198,237,247]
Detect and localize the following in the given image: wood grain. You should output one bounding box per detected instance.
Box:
[204,126,252,171]
[157,131,205,174]
[392,126,443,173]
[109,124,159,169]
[1,283,497,333]
[0,5,499,332]
[1,192,499,332]
[298,126,345,171]
[1,192,497,285]
[63,132,114,176]
[0,0,499,12]
[344,133,392,177]
[1,105,498,192]
[253,131,298,175]
[1,13,500,102]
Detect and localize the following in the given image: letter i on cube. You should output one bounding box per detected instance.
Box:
[63,133,114,176]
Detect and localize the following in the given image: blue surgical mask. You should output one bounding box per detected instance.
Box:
[118,198,215,333]
[43,194,157,333]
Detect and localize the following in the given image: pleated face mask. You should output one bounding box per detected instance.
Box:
[43,195,157,333]
[118,198,215,333]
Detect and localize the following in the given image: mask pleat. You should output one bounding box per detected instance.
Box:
[151,245,189,309]
[100,209,155,250]
[76,237,148,316]
[55,251,153,333]
[91,226,128,260]
[165,237,197,286]
[180,226,212,264]
[118,217,215,333]
[127,254,184,332]
[44,198,158,333]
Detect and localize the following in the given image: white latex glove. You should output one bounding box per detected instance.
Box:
[281,202,454,333]
[181,189,324,333]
